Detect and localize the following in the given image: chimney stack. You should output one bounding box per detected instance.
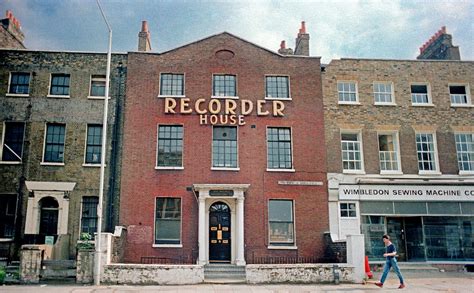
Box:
[0,10,25,48]
[278,40,294,55]
[417,26,460,60]
[294,21,310,56]
[138,20,152,52]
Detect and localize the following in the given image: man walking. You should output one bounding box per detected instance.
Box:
[375,234,405,289]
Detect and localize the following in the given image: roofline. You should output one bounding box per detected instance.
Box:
[328,57,473,64]
[129,31,321,59]
[0,48,127,55]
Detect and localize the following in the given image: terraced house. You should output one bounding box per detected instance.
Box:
[0,48,127,261]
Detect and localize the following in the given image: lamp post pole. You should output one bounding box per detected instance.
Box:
[95,0,112,286]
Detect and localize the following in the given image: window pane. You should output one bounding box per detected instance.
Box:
[416,133,437,171]
[212,126,237,168]
[341,133,362,171]
[337,82,357,102]
[269,200,294,245]
[81,196,98,237]
[155,198,181,244]
[157,125,183,167]
[0,194,17,238]
[85,125,102,164]
[213,75,236,96]
[160,73,184,96]
[44,124,66,163]
[455,134,474,171]
[266,76,289,98]
[9,72,30,94]
[2,122,25,161]
[90,75,106,96]
[50,74,70,96]
[267,127,292,169]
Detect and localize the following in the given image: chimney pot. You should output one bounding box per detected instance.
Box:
[280,40,286,49]
[442,26,446,33]
[141,21,148,32]
[299,21,306,34]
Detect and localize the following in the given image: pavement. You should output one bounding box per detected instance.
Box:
[1,271,473,292]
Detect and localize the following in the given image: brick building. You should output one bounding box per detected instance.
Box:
[119,26,329,265]
[0,49,127,260]
[322,58,474,262]
[0,10,25,49]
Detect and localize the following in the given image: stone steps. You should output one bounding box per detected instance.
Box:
[4,261,20,284]
[204,264,246,283]
[40,259,76,282]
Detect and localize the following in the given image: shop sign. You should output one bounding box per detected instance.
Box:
[339,184,474,201]
[163,97,285,126]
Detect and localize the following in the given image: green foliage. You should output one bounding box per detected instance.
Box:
[77,232,95,250]
[0,267,5,284]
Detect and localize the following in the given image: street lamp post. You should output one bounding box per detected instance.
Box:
[94,0,112,286]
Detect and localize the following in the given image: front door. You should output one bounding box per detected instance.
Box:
[386,217,407,261]
[39,197,59,236]
[209,202,231,262]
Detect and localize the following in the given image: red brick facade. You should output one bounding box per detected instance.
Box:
[120,33,328,264]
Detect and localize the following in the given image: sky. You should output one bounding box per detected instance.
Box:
[2,0,473,63]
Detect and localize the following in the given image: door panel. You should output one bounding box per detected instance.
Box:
[209,202,231,262]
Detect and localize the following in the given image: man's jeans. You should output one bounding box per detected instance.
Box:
[380,257,404,284]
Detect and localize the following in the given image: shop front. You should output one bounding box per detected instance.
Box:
[328,176,474,262]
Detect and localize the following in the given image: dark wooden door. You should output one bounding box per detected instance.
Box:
[39,197,59,235]
[209,202,231,262]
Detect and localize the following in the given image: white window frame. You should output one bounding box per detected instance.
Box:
[6,72,31,97]
[47,73,71,98]
[410,82,433,106]
[82,124,102,167]
[339,202,357,218]
[211,74,239,99]
[337,81,359,105]
[373,81,396,105]
[267,199,297,249]
[340,130,365,174]
[266,126,295,172]
[454,132,474,175]
[377,131,402,174]
[264,75,291,100]
[211,125,239,171]
[153,196,183,248]
[449,83,472,107]
[41,123,66,166]
[157,73,186,98]
[88,74,108,99]
[0,121,25,164]
[155,124,184,170]
[415,132,441,175]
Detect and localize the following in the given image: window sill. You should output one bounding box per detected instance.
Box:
[157,95,186,99]
[343,170,366,175]
[450,104,473,108]
[47,95,70,99]
[338,101,361,105]
[152,244,182,248]
[82,163,104,167]
[264,97,292,101]
[418,171,442,176]
[87,96,111,100]
[380,171,403,175]
[459,171,474,176]
[266,168,295,173]
[411,103,434,107]
[211,167,240,171]
[155,166,184,170]
[268,245,297,250]
[0,238,14,242]
[374,102,397,106]
[40,162,65,166]
[211,95,239,100]
[6,93,29,97]
[340,216,358,219]
[0,161,22,165]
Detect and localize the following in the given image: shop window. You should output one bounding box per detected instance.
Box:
[8,72,30,95]
[449,84,470,105]
[267,127,292,170]
[49,73,70,96]
[337,81,358,103]
[1,122,25,162]
[212,74,237,98]
[43,123,66,163]
[340,202,357,217]
[89,75,106,97]
[155,197,181,245]
[454,133,474,173]
[159,73,184,96]
[378,133,400,173]
[341,132,364,172]
[268,199,294,246]
[373,82,394,104]
[415,133,439,173]
[156,125,183,168]
[80,196,98,238]
[411,84,431,105]
[212,126,237,168]
[265,76,290,99]
[361,216,385,261]
[0,194,17,238]
[85,124,102,164]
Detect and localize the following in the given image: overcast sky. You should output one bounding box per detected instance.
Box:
[2,0,473,63]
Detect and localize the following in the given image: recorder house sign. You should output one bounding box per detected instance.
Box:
[339,184,474,201]
[163,97,285,125]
